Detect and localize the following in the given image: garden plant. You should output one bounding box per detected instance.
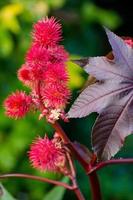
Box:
[1,16,133,200]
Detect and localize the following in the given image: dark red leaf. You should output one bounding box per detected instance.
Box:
[68,28,133,160]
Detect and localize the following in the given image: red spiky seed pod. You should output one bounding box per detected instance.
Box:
[29,135,66,172]
[32,17,62,46]
[4,91,32,119]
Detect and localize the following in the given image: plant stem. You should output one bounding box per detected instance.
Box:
[66,152,76,178]
[46,118,101,200]
[88,158,133,173]
[52,122,70,144]
[53,122,88,169]
[74,187,86,200]
[66,152,85,200]
[88,171,102,200]
[86,159,133,200]
[0,173,73,190]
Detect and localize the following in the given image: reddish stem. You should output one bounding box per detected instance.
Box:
[89,158,133,173]
[0,173,73,190]
[52,122,70,143]
[0,173,85,199]
[66,153,85,200]
[66,152,76,178]
[86,158,133,200]
[88,172,102,200]
[52,118,101,200]
[53,122,88,170]
[74,187,86,200]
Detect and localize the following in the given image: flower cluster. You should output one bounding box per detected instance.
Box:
[4,17,70,122]
[29,134,67,172]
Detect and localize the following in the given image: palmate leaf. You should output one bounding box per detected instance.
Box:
[68,28,133,160]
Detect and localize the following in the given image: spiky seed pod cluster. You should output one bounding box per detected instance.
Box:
[29,135,68,173]
[4,17,71,123]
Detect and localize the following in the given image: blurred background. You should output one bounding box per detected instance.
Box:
[0,0,133,200]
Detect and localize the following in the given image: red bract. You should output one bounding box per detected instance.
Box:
[4,91,32,119]
[32,17,62,46]
[29,136,66,172]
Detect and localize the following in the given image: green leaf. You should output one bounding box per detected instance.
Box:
[0,183,16,200]
[43,177,69,200]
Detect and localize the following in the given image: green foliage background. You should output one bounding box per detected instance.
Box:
[0,0,133,199]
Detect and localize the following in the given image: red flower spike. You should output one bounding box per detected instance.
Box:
[4,91,32,119]
[29,135,66,172]
[32,17,62,46]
